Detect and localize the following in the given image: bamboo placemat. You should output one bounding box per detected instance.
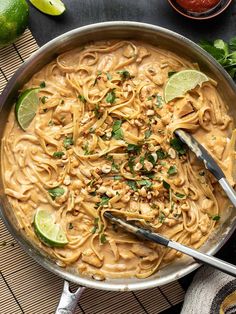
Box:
[0,29,185,314]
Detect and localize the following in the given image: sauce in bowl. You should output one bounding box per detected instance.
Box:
[176,0,221,13]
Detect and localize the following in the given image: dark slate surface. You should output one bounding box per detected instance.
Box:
[27,1,236,312]
[28,0,236,46]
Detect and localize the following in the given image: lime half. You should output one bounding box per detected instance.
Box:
[30,0,66,16]
[164,69,209,103]
[34,209,68,247]
[15,88,39,131]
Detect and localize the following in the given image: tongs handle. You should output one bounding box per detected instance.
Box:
[55,281,85,314]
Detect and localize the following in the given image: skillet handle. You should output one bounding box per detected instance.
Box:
[55,281,85,314]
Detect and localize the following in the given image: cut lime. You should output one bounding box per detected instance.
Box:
[34,209,68,247]
[15,88,39,131]
[29,0,66,16]
[164,69,209,103]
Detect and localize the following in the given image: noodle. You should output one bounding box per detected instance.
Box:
[1,40,235,280]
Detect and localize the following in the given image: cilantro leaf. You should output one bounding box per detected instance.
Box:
[156,95,164,108]
[96,196,110,208]
[156,149,167,160]
[167,165,177,176]
[63,137,74,149]
[117,70,131,80]
[212,215,220,221]
[127,144,142,154]
[175,192,185,199]
[170,137,187,155]
[78,95,86,103]
[137,180,152,189]
[48,187,65,200]
[106,89,116,103]
[126,180,137,191]
[163,180,170,190]
[40,81,46,88]
[145,129,152,139]
[100,234,107,244]
[106,72,112,80]
[112,120,124,140]
[53,151,65,158]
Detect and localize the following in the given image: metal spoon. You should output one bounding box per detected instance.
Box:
[175,129,236,208]
[104,212,236,277]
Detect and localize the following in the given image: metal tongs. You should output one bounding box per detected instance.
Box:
[105,129,236,277]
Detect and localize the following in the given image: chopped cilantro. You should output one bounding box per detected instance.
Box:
[163,180,170,190]
[106,72,112,80]
[175,192,185,199]
[100,234,107,244]
[126,180,137,191]
[159,212,166,223]
[167,165,177,176]
[156,95,164,108]
[96,196,110,207]
[127,144,142,154]
[53,151,65,158]
[40,81,46,88]
[112,120,124,140]
[78,95,86,103]
[106,89,116,104]
[63,137,74,149]
[145,153,156,166]
[145,129,152,139]
[170,137,187,155]
[140,156,145,166]
[212,215,220,221]
[128,156,135,174]
[83,142,91,155]
[156,149,167,160]
[117,70,131,80]
[91,218,99,234]
[114,175,122,180]
[48,187,65,200]
[41,96,48,104]
[137,180,152,189]
[68,223,74,230]
[94,104,102,119]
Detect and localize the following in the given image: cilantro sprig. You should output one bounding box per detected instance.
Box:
[199,38,236,78]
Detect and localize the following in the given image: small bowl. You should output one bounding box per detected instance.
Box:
[168,0,233,20]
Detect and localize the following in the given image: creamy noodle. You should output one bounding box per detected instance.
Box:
[2,40,235,280]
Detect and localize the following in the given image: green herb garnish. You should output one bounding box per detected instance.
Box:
[175,192,185,199]
[212,215,221,221]
[94,104,102,119]
[145,129,152,139]
[100,234,107,244]
[106,72,112,80]
[106,89,116,104]
[83,142,91,155]
[156,95,164,108]
[159,212,166,223]
[163,180,170,190]
[68,223,74,230]
[48,187,65,200]
[170,137,187,155]
[96,196,110,208]
[112,120,124,140]
[126,180,137,191]
[127,143,142,154]
[78,95,86,103]
[63,137,74,149]
[167,165,177,176]
[53,151,65,158]
[199,38,236,79]
[117,70,131,80]
[156,149,167,160]
[128,156,135,174]
[137,180,152,189]
[40,81,46,88]
[41,96,48,104]
[91,218,99,234]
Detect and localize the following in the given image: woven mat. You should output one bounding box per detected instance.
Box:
[0,30,185,314]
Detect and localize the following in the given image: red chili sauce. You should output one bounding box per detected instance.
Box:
[176,0,221,12]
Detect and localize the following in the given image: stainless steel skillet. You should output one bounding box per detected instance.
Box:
[0,22,236,311]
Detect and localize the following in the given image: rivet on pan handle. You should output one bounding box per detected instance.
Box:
[55,281,85,314]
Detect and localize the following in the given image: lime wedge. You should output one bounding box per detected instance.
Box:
[34,209,68,247]
[15,88,39,131]
[29,0,66,16]
[164,70,209,103]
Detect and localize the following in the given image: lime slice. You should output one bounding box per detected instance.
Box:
[34,209,68,247]
[29,0,66,16]
[15,88,39,131]
[164,69,209,103]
